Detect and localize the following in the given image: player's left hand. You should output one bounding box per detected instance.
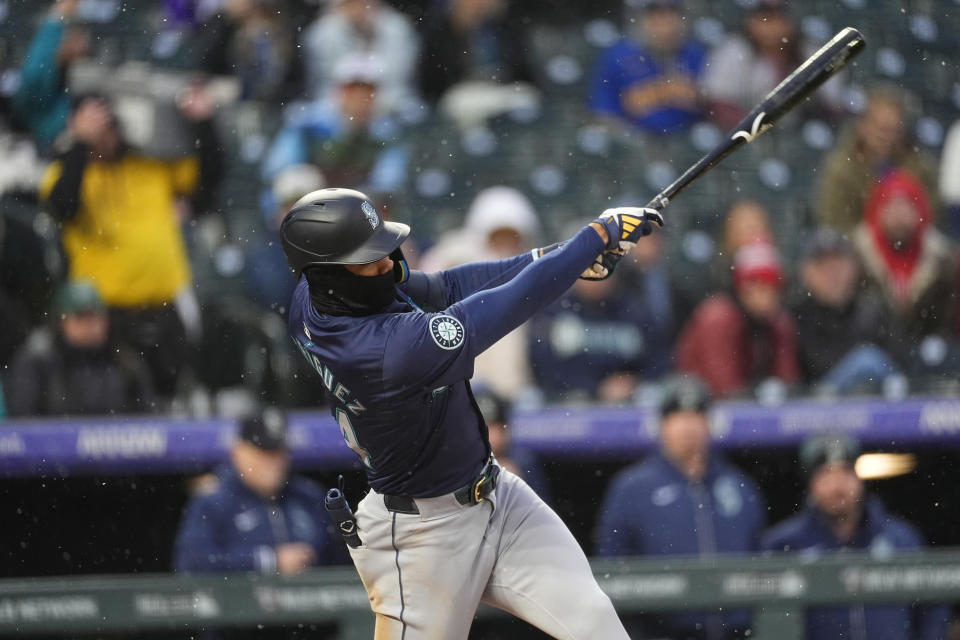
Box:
[580,252,618,280]
[537,242,615,280]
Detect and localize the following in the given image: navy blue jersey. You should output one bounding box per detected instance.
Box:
[289,227,604,497]
[173,464,346,573]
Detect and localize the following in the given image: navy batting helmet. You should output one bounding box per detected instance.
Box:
[279,188,410,274]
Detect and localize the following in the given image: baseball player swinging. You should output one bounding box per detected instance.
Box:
[280,187,662,639]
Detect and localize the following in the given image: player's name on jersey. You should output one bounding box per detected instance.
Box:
[292,337,366,416]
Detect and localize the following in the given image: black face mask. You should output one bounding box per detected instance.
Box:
[306,266,398,317]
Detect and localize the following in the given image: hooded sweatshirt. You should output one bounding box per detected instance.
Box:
[854,170,957,341]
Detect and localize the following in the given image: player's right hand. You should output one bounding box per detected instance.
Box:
[583,207,663,280]
[594,207,664,252]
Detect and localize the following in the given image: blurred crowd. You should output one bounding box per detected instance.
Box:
[0,1,956,636]
[0,0,957,420]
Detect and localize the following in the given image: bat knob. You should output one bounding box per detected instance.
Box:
[641,196,668,227]
[644,208,665,228]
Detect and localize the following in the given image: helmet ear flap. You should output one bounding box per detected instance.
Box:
[391,248,409,283]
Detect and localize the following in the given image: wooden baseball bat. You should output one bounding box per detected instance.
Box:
[646,27,866,213]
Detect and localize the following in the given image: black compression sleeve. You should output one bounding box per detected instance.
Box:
[45,143,89,221]
[399,271,449,312]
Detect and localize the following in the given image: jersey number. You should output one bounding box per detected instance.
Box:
[336,408,372,468]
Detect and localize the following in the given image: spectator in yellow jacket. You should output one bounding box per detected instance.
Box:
[39,87,223,398]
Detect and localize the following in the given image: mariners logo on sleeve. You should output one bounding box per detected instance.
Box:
[361,201,380,229]
[429,315,465,350]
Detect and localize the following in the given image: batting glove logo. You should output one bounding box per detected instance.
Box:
[429,315,465,350]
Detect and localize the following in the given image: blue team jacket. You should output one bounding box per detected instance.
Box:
[288,227,605,498]
[173,464,344,573]
[528,271,672,399]
[762,498,949,640]
[588,38,706,134]
[595,452,765,637]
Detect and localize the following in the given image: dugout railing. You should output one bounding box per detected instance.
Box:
[2,550,959,639]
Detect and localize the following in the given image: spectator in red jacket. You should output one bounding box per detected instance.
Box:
[853,169,957,344]
[675,241,799,397]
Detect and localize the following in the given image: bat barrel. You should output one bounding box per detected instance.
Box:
[760,27,865,125]
[644,27,866,215]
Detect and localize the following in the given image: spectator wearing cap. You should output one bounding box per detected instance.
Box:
[4,280,155,417]
[174,408,345,574]
[301,0,418,112]
[39,90,223,399]
[675,241,799,398]
[817,85,939,234]
[12,0,90,150]
[701,200,776,308]
[472,386,551,503]
[700,0,844,130]
[262,54,408,205]
[588,0,705,136]
[853,170,957,345]
[673,199,775,323]
[595,377,765,640]
[789,229,902,394]
[762,435,949,640]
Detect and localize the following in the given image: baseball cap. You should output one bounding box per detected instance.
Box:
[239,407,288,451]
[799,434,861,477]
[54,280,105,315]
[660,376,711,418]
[800,228,854,262]
[732,241,783,289]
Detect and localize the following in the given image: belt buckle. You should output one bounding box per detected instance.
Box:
[472,475,487,504]
[472,462,498,503]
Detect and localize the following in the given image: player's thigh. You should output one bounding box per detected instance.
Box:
[352,495,496,640]
[482,471,628,640]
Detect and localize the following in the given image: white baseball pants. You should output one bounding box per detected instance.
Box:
[348,468,629,640]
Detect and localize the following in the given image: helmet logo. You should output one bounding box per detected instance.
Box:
[361,201,380,229]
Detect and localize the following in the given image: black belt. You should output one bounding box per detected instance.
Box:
[383,458,500,515]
